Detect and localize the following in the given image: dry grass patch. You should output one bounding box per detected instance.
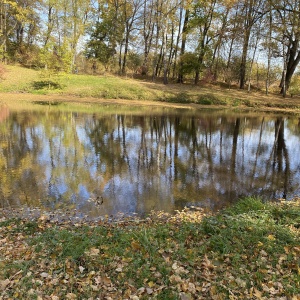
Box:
[0,65,39,92]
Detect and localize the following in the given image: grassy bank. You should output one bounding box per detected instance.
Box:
[0,198,299,299]
[1,65,300,113]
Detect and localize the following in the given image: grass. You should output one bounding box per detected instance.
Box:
[0,66,170,100]
[46,74,169,100]
[0,65,39,92]
[1,65,300,114]
[0,197,299,299]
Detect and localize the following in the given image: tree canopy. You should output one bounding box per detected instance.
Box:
[0,0,299,95]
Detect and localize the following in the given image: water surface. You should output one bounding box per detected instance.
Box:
[1,103,300,217]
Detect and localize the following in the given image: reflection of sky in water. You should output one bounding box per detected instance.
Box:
[1,110,300,217]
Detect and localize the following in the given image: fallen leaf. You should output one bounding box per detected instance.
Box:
[39,214,49,222]
[172,262,178,270]
[201,255,214,271]
[131,240,141,251]
[188,282,196,294]
[102,276,112,286]
[88,247,100,256]
[180,292,192,300]
[79,266,85,273]
[137,287,145,294]
[235,278,246,288]
[0,238,7,244]
[169,275,182,283]
[209,285,217,296]
[267,234,276,241]
[66,293,77,299]
[40,272,49,278]
[146,287,153,295]
[148,281,154,288]
[260,250,268,257]
[0,279,10,291]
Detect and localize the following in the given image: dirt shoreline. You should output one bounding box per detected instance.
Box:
[1,91,300,114]
[0,92,200,109]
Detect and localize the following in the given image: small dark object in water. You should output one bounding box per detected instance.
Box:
[95,196,104,206]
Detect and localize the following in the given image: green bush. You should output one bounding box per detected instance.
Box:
[167,92,192,103]
[197,93,227,105]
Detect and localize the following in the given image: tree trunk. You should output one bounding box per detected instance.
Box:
[239,29,250,89]
[177,9,189,83]
[152,5,161,82]
[155,43,163,77]
[167,24,174,79]
[194,50,204,85]
[122,35,129,74]
[118,42,123,74]
[44,5,54,47]
[193,0,216,85]
[211,8,229,80]
[226,8,239,71]
[266,2,272,95]
[239,0,258,90]
[280,41,288,97]
[163,31,168,84]
[172,6,183,79]
[0,2,7,63]
[247,29,260,92]
[142,0,155,75]
[280,40,300,94]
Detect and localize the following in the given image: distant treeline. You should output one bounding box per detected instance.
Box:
[0,0,299,95]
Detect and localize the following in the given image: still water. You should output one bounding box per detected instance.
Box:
[1,104,300,217]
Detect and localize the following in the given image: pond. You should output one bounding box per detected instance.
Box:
[1,102,300,219]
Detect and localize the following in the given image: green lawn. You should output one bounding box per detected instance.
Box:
[0,65,170,101]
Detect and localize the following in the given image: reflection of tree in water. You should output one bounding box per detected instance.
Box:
[0,111,44,207]
[271,118,290,199]
[1,109,300,215]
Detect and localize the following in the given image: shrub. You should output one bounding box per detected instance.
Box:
[167,92,192,103]
[197,93,227,105]
[289,75,300,97]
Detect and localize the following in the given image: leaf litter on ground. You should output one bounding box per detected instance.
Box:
[0,197,299,299]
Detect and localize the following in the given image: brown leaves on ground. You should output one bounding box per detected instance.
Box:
[0,203,299,299]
